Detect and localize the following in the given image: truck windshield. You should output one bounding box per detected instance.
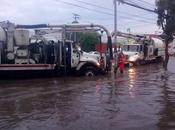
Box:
[123,45,140,52]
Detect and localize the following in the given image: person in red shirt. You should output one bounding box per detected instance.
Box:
[117,51,125,74]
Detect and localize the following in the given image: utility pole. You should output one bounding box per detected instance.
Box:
[127,28,131,44]
[72,13,80,24]
[114,0,117,49]
[113,0,118,74]
[72,13,80,42]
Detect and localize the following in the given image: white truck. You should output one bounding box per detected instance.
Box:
[122,37,165,65]
[0,22,113,77]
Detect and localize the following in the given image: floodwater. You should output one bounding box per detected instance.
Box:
[1,58,175,130]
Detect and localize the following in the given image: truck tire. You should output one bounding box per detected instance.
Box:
[84,66,96,77]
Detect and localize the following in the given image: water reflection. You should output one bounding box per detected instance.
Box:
[128,68,137,98]
[1,58,175,130]
[158,74,175,130]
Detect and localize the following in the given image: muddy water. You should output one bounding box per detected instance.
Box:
[0,58,175,130]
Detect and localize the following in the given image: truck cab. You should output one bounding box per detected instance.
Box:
[122,37,165,65]
[123,44,144,65]
[64,41,109,76]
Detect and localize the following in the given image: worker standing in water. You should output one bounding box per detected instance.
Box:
[117,50,125,74]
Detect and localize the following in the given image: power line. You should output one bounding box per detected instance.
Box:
[72,0,113,11]
[135,0,155,8]
[55,0,114,16]
[118,15,155,24]
[127,0,155,9]
[127,0,154,11]
[119,11,156,21]
[118,0,157,13]
[81,15,155,24]
[71,0,156,21]
[55,0,156,24]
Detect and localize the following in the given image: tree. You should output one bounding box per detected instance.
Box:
[156,0,175,70]
[78,32,100,52]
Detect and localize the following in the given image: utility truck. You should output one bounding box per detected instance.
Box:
[122,37,165,65]
[0,21,113,77]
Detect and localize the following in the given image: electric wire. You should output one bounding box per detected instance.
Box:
[135,0,155,8]
[120,0,156,13]
[71,0,156,20]
[127,0,155,10]
[54,0,157,30]
[55,0,156,24]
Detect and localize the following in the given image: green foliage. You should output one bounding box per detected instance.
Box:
[156,0,175,42]
[156,0,175,70]
[78,32,100,52]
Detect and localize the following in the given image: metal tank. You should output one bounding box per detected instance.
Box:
[0,27,6,64]
[14,29,30,46]
[151,37,164,49]
[0,27,6,42]
[151,37,165,57]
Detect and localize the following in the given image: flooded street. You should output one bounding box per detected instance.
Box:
[0,58,175,130]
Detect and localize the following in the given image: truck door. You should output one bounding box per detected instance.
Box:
[148,45,154,58]
[71,43,80,68]
[62,42,71,68]
[144,44,148,58]
[139,45,144,59]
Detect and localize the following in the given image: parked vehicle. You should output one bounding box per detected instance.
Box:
[0,22,113,77]
[122,37,165,65]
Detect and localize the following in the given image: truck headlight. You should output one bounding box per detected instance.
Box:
[96,62,100,66]
[129,56,137,62]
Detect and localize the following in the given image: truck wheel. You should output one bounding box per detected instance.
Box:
[84,66,96,77]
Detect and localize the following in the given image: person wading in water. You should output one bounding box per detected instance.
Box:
[117,51,125,74]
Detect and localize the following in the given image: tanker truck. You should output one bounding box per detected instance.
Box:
[0,21,113,77]
[122,37,165,65]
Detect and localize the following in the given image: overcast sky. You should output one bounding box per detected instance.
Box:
[0,0,161,34]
